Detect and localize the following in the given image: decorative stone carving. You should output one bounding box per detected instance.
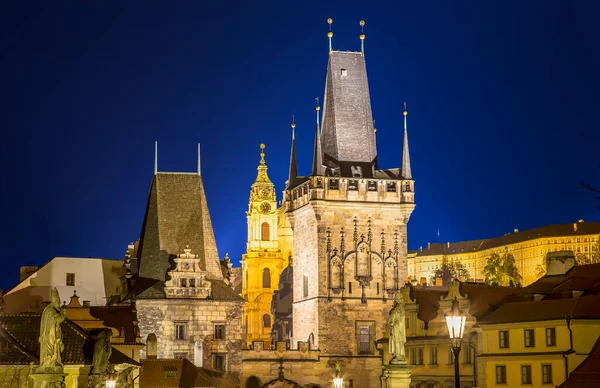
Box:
[165,247,212,298]
[39,288,67,369]
[387,293,406,364]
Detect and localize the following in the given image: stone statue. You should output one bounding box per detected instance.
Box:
[91,330,113,375]
[39,288,67,369]
[386,292,407,364]
[116,366,134,388]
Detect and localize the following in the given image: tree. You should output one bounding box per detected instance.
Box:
[580,181,600,210]
[576,234,600,265]
[429,260,470,286]
[483,253,522,286]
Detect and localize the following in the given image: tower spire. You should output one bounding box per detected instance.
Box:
[287,116,298,187]
[154,141,158,175]
[359,20,365,55]
[197,143,201,176]
[401,102,412,179]
[312,98,323,176]
[327,18,333,52]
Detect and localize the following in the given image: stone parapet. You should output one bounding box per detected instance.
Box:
[243,341,319,361]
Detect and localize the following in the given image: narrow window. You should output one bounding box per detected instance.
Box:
[348,282,352,294]
[175,323,186,340]
[358,326,370,353]
[190,278,196,288]
[213,354,226,372]
[521,365,532,384]
[181,278,187,287]
[524,329,535,347]
[303,275,308,297]
[463,345,472,363]
[429,347,438,365]
[496,365,507,384]
[405,317,410,329]
[263,268,271,288]
[263,314,271,328]
[261,222,270,241]
[341,69,347,76]
[499,330,509,348]
[66,273,75,286]
[542,364,553,384]
[214,324,226,340]
[376,282,380,295]
[545,328,556,346]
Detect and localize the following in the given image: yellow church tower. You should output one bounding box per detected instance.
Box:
[242,144,292,346]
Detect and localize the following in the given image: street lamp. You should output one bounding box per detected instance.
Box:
[445,296,466,388]
[333,362,344,388]
[105,375,116,388]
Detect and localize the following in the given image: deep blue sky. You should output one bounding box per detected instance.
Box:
[1,1,599,291]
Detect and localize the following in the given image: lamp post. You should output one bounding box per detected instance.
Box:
[445,297,466,388]
[105,375,116,388]
[333,362,344,388]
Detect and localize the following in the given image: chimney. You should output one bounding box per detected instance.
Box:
[573,223,578,232]
[419,246,423,251]
[447,242,450,248]
[514,229,519,233]
[427,242,431,249]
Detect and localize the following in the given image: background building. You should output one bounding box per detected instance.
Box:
[241,146,293,347]
[409,221,600,286]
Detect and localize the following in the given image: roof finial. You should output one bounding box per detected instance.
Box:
[327,18,333,52]
[315,97,320,126]
[401,101,412,179]
[260,143,266,165]
[291,114,296,140]
[359,20,366,55]
[288,116,298,187]
[197,143,201,176]
[154,141,158,175]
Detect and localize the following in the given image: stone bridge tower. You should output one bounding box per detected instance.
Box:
[283,31,415,386]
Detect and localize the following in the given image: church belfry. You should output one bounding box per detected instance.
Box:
[242,144,292,346]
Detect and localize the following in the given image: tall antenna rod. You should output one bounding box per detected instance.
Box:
[360,20,365,55]
[197,143,201,176]
[154,141,158,175]
[327,18,333,52]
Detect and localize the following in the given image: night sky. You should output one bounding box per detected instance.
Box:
[1,1,599,291]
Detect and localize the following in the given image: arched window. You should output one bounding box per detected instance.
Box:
[261,222,270,241]
[146,333,157,358]
[263,314,271,328]
[263,268,271,288]
[194,341,203,367]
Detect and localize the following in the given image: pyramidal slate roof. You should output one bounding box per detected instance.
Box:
[137,173,223,282]
[321,51,377,169]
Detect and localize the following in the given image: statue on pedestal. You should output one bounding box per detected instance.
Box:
[88,329,113,388]
[386,293,407,364]
[39,288,67,370]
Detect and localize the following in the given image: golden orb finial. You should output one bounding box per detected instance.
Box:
[327,18,333,25]
[360,20,365,27]
[403,110,408,116]
[360,34,365,40]
[260,143,265,150]
[328,31,333,38]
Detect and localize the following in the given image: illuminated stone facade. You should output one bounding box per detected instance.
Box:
[241,146,293,346]
[408,221,600,286]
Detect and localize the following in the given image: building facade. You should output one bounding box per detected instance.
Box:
[241,146,293,347]
[242,31,416,387]
[408,221,600,286]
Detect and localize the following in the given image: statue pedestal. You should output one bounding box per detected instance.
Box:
[382,362,412,388]
[30,367,67,388]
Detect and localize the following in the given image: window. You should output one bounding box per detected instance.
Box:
[261,222,270,241]
[376,282,380,294]
[173,352,187,359]
[263,268,271,288]
[405,317,410,329]
[524,329,535,347]
[263,314,271,328]
[348,282,352,294]
[521,365,532,384]
[496,365,507,384]
[429,347,438,365]
[499,331,509,348]
[542,364,552,384]
[358,326,370,353]
[175,323,186,340]
[214,324,226,340]
[66,273,75,286]
[164,369,176,379]
[410,347,423,365]
[341,69,347,76]
[329,179,339,190]
[543,328,556,347]
[190,278,195,288]
[213,354,226,372]
[303,275,308,297]
[181,278,187,287]
[348,180,358,191]
[463,345,472,364]
[386,182,396,192]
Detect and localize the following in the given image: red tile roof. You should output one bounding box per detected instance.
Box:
[559,336,600,388]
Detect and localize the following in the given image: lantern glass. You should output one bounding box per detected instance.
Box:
[105,378,116,388]
[333,377,343,388]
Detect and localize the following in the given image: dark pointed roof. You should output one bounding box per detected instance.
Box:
[287,126,298,188]
[401,110,412,179]
[321,51,377,169]
[137,173,223,282]
[311,121,323,176]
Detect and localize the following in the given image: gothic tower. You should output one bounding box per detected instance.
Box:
[242,145,292,346]
[283,29,415,386]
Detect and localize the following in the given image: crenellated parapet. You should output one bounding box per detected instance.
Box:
[285,175,414,213]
